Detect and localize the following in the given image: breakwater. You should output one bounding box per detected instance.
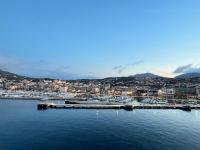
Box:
[37,102,200,111]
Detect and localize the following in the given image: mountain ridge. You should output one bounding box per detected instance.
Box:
[1,69,200,80]
[0,69,26,80]
[175,72,200,79]
[129,73,162,79]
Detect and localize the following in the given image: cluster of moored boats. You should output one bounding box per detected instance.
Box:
[40,96,200,107]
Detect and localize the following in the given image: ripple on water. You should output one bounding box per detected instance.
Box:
[0,100,200,150]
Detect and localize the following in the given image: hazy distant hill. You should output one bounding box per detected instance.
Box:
[0,70,27,80]
[0,70,163,82]
[175,72,200,79]
[1,69,200,82]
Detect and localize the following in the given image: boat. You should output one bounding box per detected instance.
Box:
[40,97,49,101]
[182,105,191,111]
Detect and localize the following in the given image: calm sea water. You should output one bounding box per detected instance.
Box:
[0,99,200,150]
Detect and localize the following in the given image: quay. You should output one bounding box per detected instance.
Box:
[37,103,200,111]
[38,103,123,110]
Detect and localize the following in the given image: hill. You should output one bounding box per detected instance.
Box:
[130,73,161,79]
[175,72,200,79]
[0,70,27,80]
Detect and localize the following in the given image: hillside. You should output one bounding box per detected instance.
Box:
[175,72,200,79]
[0,70,27,80]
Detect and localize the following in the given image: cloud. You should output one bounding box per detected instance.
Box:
[112,65,122,70]
[112,60,143,74]
[173,64,200,74]
[173,64,193,74]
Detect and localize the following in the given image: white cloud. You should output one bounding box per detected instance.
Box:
[173,64,200,74]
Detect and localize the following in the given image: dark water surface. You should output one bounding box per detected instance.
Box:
[0,99,200,150]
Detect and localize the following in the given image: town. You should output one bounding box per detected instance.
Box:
[0,71,200,101]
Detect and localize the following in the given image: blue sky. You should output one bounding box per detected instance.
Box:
[0,0,200,79]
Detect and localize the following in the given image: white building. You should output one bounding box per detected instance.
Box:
[158,88,175,97]
[196,86,200,98]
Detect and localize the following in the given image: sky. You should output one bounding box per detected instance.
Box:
[0,0,200,79]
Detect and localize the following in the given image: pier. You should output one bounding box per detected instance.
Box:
[37,103,200,111]
[38,103,123,110]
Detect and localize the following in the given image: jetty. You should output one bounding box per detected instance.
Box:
[37,102,200,111]
[38,103,123,110]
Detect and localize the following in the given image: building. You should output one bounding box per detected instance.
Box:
[148,89,159,96]
[175,87,197,99]
[158,88,175,98]
[196,86,200,99]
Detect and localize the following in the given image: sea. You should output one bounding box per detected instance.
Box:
[0,99,200,150]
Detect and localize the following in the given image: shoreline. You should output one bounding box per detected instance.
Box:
[0,97,67,100]
[0,96,199,101]
[0,97,40,100]
[0,97,199,111]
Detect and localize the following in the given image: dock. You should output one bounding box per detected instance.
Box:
[38,103,123,109]
[37,103,200,111]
